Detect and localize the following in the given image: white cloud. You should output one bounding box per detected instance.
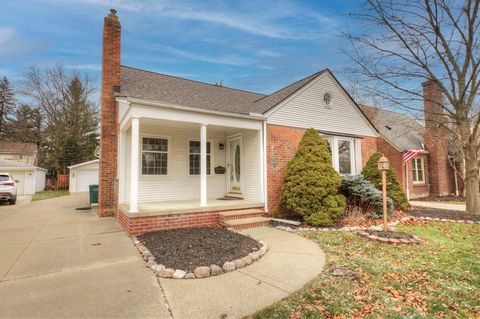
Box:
[65,64,102,71]
[154,44,255,66]
[0,27,45,60]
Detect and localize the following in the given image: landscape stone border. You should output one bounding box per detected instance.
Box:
[356,230,422,244]
[401,216,480,224]
[274,214,479,244]
[131,235,268,279]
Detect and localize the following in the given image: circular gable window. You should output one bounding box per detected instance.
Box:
[323,92,333,108]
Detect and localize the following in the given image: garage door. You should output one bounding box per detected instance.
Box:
[76,169,99,192]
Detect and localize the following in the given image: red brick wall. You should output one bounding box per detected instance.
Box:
[99,10,121,217]
[377,137,405,187]
[361,136,433,198]
[116,207,262,236]
[361,137,378,167]
[423,80,453,196]
[266,124,305,214]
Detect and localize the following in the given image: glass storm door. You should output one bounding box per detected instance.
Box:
[227,135,242,194]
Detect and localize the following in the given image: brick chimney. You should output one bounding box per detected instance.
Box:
[99,9,121,217]
[423,79,452,196]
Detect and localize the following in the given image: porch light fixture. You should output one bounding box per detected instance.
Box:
[378,155,390,231]
[219,143,225,150]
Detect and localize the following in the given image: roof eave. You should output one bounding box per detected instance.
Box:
[117,97,268,121]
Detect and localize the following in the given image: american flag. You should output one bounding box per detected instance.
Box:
[403,149,423,164]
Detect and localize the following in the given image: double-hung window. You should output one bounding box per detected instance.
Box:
[189,141,211,175]
[412,157,425,183]
[142,137,168,175]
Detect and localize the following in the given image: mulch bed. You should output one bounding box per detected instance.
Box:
[138,227,261,272]
[407,206,480,222]
[413,195,465,202]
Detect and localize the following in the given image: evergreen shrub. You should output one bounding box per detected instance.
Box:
[362,152,409,211]
[280,128,346,226]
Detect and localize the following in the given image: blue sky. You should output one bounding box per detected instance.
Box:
[0,0,363,98]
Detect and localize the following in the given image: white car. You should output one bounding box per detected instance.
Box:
[0,173,18,205]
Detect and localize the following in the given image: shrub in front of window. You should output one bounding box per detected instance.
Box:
[362,152,409,211]
[340,175,393,214]
[280,128,346,227]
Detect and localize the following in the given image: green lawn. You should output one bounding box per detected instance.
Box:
[32,190,70,202]
[254,222,480,319]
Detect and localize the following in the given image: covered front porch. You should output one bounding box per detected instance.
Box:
[117,98,267,218]
[118,198,264,217]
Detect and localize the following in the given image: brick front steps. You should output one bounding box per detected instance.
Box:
[220,209,270,230]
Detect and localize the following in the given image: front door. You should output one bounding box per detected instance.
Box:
[227,134,242,194]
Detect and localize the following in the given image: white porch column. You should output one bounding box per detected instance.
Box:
[200,124,208,207]
[130,117,140,213]
[118,129,127,203]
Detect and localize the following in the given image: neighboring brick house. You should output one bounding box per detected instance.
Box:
[97,10,378,235]
[360,80,461,199]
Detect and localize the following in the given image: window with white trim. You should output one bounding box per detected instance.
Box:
[189,141,212,175]
[142,137,168,175]
[322,136,355,175]
[412,157,425,183]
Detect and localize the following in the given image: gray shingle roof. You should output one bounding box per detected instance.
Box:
[118,66,326,115]
[360,105,425,151]
[119,66,265,115]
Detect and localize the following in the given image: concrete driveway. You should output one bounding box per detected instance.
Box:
[0,194,326,319]
[0,193,170,318]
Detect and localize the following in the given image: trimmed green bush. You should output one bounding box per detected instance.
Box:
[280,128,346,226]
[340,175,393,213]
[362,152,409,211]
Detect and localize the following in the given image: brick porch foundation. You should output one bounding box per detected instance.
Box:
[116,207,264,236]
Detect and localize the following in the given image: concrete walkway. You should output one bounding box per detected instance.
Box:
[410,200,466,211]
[0,194,325,319]
[161,227,325,319]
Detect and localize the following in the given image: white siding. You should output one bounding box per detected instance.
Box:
[124,124,263,204]
[35,169,46,192]
[355,139,363,174]
[267,72,377,137]
[242,130,262,202]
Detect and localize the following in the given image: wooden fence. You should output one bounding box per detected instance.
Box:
[56,174,69,190]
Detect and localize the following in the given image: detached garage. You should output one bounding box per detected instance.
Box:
[68,159,99,192]
[0,160,47,195]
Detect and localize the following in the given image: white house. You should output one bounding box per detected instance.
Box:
[98,10,378,235]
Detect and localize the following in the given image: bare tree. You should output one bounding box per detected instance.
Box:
[22,65,98,172]
[345,0,480,214]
